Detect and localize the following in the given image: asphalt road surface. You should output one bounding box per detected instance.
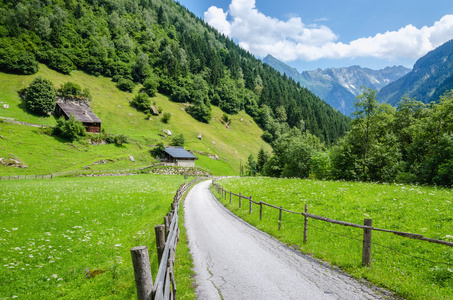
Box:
[184,180,395,300]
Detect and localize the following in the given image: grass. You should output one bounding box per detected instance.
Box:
[0,174,196,299]
[174,196,197,300]
[213,177,453,300]
[0,65,271,176]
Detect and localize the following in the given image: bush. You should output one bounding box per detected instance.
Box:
[130,93,151,113]
[171,86,190,103]
[261,131,273,143]
[221,113,230,124]
[106,134,129,145]
[172,134,185,147]
[187,99,211,123]
[143,75,159,97]
[25,76,56,115]
[54,116,86,141]
[117,78,135,92]
[47,51,75,75]
[162,112,171,123]
[58,82,91,100]
[0,48,38,75]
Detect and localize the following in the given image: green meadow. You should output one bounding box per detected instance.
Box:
[213,177,453,299]
[0,65,271,176]
[0,175,196,299]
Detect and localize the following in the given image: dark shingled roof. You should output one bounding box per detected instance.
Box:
[164,147,196,159]
[57,102,102,123]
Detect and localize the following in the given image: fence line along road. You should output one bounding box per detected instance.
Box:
[130,177,204,300]
[212,180,453,268]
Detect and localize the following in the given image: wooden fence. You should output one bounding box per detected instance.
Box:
[130,177,204,300]
[212,181,453,267]
[0,174,54,180]
[0,167,153,181]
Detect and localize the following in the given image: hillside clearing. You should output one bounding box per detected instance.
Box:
[0,65,271,176]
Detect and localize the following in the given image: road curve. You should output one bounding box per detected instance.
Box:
[184,180,392,300]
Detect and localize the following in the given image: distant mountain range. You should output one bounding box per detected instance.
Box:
[377,39,453,105]
[262,55,410,115]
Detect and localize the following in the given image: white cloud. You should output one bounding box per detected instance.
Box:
[204,6,231,35]
[204,0,453,63]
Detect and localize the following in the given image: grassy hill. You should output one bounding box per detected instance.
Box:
[0,65,271,176]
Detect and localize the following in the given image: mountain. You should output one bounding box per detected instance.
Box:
[377,39,453,105]
[0,0,349,145]
[262,55,410,115]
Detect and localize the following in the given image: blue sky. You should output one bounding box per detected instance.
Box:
[176,0,453,71]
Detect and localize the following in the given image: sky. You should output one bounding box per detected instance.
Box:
[176,0,453,72]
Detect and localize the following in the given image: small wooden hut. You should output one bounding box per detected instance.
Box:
[162,147,197,167]
[55,102,102,133]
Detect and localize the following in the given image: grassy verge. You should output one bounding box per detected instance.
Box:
[0,174,196,299]
[212,177,453,300]
[174,194,197,299]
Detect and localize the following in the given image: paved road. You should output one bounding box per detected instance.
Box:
[184,180,393,300]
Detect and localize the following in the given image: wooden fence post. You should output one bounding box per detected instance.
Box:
[259,202,263,220]
[278,206,283,230]
[362,219,373,267]
[249,196,252,214]
[155,225,166,264]
[239,193,242,208]
[130,246,153,300]
[229,191,232,204]
[164,216,170,238]
[303,204,308,243]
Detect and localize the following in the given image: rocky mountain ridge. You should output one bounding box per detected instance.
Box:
[262,55,410,115]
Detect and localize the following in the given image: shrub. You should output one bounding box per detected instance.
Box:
[187,99,211,123]
[171,134,185,147]
[25,76,56,115]
[143,75,159,97]
[54,116,86,141]
[171,86,190,102]
[58,82,91,100]
[106,134,129,145]
[152,141,166,156]
[221,113,230,124]
[47,51,75,74]
[130,93,151,113]
[0,48,38,75]
[162,112,171,123]
[117,78,135,92]
[261,131,273,143]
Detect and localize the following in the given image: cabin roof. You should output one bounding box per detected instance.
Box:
[57,102,102,123]
[164,147,196,159]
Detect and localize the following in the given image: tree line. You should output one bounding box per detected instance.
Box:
[248,88,453,187]
[0,0,349,145]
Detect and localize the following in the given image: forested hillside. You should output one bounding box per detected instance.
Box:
[0,0,349,144]
[377,39,453,105]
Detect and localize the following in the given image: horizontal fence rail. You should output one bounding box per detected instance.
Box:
[131,177,204,300]
[212,181,453,267]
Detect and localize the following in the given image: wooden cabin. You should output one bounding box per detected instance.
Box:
[162,147,197,167]
[55,102,102,133]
